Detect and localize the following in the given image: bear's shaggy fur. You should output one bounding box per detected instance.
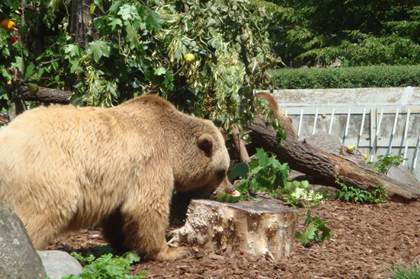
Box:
[0,95,231,261]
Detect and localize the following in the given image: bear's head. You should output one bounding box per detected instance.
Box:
[174,120,233,195]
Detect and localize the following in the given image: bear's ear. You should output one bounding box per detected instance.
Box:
[197,133,213,156]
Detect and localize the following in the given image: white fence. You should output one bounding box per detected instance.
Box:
[261,87,420,179]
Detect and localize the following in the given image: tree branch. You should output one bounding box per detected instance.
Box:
[19,85,72,104]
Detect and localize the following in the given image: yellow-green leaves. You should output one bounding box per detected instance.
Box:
[87,40,111,63]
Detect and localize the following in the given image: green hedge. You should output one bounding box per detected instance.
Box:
[270,65,420,89]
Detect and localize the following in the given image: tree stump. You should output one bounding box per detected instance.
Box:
[169,199,297,261]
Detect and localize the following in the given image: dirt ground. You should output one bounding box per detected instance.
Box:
[49,200,420,279]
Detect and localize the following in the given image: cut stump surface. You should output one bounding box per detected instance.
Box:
[169,199,297,261]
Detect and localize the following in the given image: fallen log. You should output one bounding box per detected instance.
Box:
[19,85,72,104]
[249,117,420,200]
[169,199,297,261]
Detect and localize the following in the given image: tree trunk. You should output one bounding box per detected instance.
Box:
[8,69,26,120]
[232,126,250,162]
[249,117,420,201]
[70,0,91,46]
[169,199,297,261]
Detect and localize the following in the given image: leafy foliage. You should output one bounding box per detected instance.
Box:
[0,0,281,132]
[63,252,146,279]
[295,210,331,247]
[270,65,420,89]
[266,0,420,66]
[221,149,325,206]
[391,264,420,279]
[278,180,324,207]
[370,154,405,174]
[336,180,387,204]
[232,148,290,201]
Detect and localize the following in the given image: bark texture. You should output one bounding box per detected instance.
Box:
[70,0,91,46]
[169,199,297,261]
[19,85,72,104]
[249,117,420,200]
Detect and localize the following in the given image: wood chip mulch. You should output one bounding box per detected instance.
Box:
[48,200,420,279]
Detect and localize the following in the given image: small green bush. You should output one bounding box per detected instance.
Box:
[295,210,331,247]
[369,154,405,174]
[270,65,420,89]
[391,264,420,279]
[336,180,387,204]
[278,180,324,207]
[216,149,325,207]
[63,252,147,279]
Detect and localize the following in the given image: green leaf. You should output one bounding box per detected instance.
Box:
[163,71,174,91]
[295,211,331,247]
[0,68,12,80]
[88,40,111,63]
[124,251,140,264]
[93,0,102,7]
[228,162,249,180]
[254,148,270,167]
[11,56,24,73]
[154,66,166,76]
[64,44,80,57]
[145,11,161,32]
[108,17,123,31]
[118,4,139,21]
[63,252,145,279]
[109,0,122,13]
[23,63,35,81]
[125,23,139,47]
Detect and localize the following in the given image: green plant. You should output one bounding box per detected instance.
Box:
[270,65,420,89]
[336,180,387,204]
[278,180,324,207]
[228,148,289,201]
[63,252,147,279]
[0,0,281,133]
[295,210,331,247]
[391,264,420,279]
[267,0,420,66]
[220,149,325,206]
[370,154,405,174]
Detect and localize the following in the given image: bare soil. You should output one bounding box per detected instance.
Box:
[48,200,420,279]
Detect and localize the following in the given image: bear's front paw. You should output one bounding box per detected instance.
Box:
[154,246,189,261]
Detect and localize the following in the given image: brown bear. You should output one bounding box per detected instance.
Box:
[0,95,232,261]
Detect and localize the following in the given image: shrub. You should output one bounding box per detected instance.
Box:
[295,210,331,247]
[336,180,387,204]
[270,65,420,89]
[216,148,325,207]
[369,154,405,174]
[391,264,420,279]
[63,252,147,279]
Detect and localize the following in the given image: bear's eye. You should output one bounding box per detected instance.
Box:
[216,169,227,179]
